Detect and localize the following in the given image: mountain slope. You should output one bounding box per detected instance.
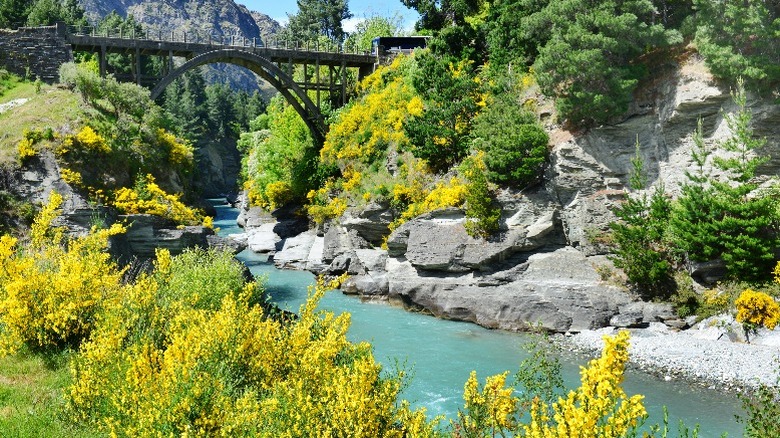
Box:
[79,0,282,91]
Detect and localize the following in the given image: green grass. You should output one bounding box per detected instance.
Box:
[0,349,101,437]
[0,84,82,168]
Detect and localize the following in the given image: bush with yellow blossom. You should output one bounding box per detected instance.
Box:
[113,174,206,225]
[0,192,126,354]
[735,288,780,342]
[454,330,646,438]
[67,250,438,437]
[321,55,419,169]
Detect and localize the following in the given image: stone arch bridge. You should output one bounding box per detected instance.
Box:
[0,23,378,144]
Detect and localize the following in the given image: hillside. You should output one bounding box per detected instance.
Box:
[78,0,282,91]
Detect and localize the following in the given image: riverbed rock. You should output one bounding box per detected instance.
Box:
[246,222,281,253]
[111,214,215,261]
[273,230,317,270]
[341,201,393,245]
[387,206,563,273]
[271,204,309,239]
[206,234,246,254]
[385,247,632,332]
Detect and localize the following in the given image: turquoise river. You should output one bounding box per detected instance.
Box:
[213,201,743,436]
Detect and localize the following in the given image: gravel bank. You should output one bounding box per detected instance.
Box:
[560,323,780,391]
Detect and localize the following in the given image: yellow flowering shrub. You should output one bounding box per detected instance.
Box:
[322,76,417,167]
[522,330,646,437]
[113,174,202,225]
[59,126,111,156]
[390,177,468,231]
[68,252,438,437]
[453,331,645,438]
[773,261,780,284]
[735,289,780,332]
[265,180,294,210]
[458,371,518,436]
[17,137,36,162]
[156,128,193,166]
[60,167,83,186]
[0,192,126,354]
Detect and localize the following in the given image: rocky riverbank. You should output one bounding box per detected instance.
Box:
[228,57,780,392]
[559,322,780,391]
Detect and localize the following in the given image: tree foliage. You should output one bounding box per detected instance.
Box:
[344,14,403,53]
[609,140,674,298]
[286,0,353,43]
[671,81,778,282]
[694,0,780,87]
[0,0,86,27]
[462,153,501,239]
[404,53,480,173]
[532,0,674,126]
[470,95,547,187]
[239,95,326,209]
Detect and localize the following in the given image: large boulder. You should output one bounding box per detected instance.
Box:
[386,205,562,272]
[386,247,632,332]
[110,214,215,261]
[273,230,317,270]
[246,222,281,253]
[341,201,393,245]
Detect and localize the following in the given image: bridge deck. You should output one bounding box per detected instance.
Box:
[67,33,376,68]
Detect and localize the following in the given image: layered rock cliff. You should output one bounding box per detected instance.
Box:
[238,54,780,333]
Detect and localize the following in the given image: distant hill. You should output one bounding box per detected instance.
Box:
[79,0,283,92]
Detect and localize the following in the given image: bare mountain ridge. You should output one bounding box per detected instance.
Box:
[79,0,283,90]
[80,0,280,39]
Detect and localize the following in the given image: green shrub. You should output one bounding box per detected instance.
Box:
[462,154,501,239]
[404,53,480,172]
[670,82,778,282]
[471,96,548,187]
[608,141,673,298]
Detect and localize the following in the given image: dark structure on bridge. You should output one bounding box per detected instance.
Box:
[0,23,378,144]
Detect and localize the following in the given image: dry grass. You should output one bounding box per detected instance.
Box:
[0,84,81,169]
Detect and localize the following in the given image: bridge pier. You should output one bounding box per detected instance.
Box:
[99,45,106,77]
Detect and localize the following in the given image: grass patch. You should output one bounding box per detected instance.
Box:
[0,349,100,437]
[0,85,81,168]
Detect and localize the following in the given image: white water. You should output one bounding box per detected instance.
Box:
[214,202,743,436]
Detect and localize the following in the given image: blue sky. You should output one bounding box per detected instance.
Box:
[239,0,419,33]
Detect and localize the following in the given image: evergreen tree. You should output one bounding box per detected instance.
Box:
[470,95,548,188]
[462,153,501,239]
[26,0,62,26]
[671,81,778,281]
[609,139,673,297]
[206,83,237,139]
[0,0,31,28]
[286,0,352,43]
[404,51,479,173]
[694,0,780,87]
[669,119,722,262]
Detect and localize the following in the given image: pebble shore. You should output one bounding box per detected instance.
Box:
[560,323,780,391]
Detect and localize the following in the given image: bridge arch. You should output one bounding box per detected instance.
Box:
[150,49,326,145]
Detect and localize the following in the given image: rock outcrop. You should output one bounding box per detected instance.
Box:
[239,57,780,334]
[3,150,239,263]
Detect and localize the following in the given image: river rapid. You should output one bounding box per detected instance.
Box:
[213,201,743,436]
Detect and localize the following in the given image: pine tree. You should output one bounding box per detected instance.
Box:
[609,138,673,297]
[671,80,778,281]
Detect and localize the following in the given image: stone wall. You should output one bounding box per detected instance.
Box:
[0,23,73,83]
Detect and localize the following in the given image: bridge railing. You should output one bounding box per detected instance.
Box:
[67,25,371,56]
